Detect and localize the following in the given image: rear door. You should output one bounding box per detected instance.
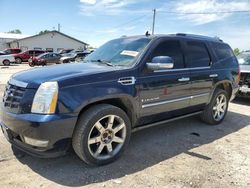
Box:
[138,39,191,124]
[183,40,214,107]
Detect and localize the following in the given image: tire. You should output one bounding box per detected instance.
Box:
[3,60,10,66]
[15,58,22,64]
[72,104,131,166]
[201,89,229,125]
[29,61,34,67]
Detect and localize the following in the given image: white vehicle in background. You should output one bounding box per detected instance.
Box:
[0,54,15,66]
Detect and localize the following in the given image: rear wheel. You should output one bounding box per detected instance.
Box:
[72,104,131,166]
[15,58,22,64]
[201,89,229,125]
[3,60,10,66]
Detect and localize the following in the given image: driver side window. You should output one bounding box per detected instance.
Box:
[150,40,184,69]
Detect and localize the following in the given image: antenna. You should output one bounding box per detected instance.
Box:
[152,9,156,35]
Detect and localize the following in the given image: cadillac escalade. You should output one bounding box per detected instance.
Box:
[1,33,240,166]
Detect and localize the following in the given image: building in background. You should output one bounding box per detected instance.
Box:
[0,32,29,50]
[6,31,88,52]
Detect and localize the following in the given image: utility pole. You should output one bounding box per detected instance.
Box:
[58,23,61,32]
[152,9,156,35]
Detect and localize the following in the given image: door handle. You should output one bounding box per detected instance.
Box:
[178,77,190,82]
[209,74,218,78]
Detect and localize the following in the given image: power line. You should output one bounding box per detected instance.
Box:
[112,14,150,29]
[158,10,250,15]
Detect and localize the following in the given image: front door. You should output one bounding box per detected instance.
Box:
[137,39,191,125]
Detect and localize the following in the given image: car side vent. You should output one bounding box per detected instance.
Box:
[118,77,136,85]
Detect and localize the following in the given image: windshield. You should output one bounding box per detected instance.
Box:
[84,37,151,66]
[238,53,250,65]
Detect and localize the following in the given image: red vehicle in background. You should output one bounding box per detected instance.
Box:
[4,48,22,54]
[14,50,45,63]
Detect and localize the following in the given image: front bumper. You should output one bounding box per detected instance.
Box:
[0,107,78,158]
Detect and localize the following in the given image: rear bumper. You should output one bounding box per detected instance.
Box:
[230,84,239,101]
[0,106,78,158]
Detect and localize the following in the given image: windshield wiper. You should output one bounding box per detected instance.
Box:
[91,59,114,67]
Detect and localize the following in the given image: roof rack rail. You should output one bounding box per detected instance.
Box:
[176,33,223,42]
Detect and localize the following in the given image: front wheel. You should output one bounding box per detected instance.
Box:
[72,104,131,166]
[201,89,229,125]
[29,61,34,67]
[3,60,10,66]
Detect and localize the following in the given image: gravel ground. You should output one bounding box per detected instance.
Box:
[0,64,249,188]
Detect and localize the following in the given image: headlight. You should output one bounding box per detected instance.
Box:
[31,81,58,114]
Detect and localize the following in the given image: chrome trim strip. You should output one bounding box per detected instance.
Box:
[190,93,210,99]
[209,74,218,78]
[142,96,190,108]
[8,78,28,88]
[142,93,210,108]
[154,66,210,73]
[118,76,136,85]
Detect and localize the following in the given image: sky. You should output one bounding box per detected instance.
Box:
[0,0,250,49]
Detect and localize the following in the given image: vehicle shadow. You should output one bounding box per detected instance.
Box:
[232,97,250,106]
[13,111,250,187]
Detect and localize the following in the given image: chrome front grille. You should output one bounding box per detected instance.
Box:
[2,83,26,112]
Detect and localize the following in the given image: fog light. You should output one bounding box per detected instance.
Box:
[23,136,49,147]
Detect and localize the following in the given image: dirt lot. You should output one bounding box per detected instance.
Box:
[0,64,249,188]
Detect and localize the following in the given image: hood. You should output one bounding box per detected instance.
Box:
[12,63,114,88]
[240,65,250,73]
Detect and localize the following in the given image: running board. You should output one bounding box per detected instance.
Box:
[132,111,203,133]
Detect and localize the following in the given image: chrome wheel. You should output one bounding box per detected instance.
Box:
[213,94,227,121]
[87,115,126,160]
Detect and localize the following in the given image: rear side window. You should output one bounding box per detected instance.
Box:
[212,43,234,61]
[185,41,211,68]
[29,50,35,55]
[150,40,184,69]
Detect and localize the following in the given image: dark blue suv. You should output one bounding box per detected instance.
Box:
[1,33,240,165]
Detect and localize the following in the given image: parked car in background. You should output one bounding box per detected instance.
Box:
[60,51,90,63]
[58,49,74,54]
[0,54,15,66]
[4,48,22,54]
[237,51,250,97]
[28,52,62,67]
[0,34,239,166]
[14,50,45,63]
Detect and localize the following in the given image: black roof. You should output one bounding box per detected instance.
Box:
[123,33,224,43]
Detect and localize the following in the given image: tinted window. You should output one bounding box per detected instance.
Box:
[150,40,184,69]
[186,41,210,67]
[212,43,234,60]
[29,51,35,55]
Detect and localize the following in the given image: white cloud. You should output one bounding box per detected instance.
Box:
[174,0,250,25]
[79,0,147,16]
[80,0,96,5]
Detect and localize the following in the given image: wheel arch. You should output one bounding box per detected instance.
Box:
[76,96,137,127]
[209,80,233,102]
